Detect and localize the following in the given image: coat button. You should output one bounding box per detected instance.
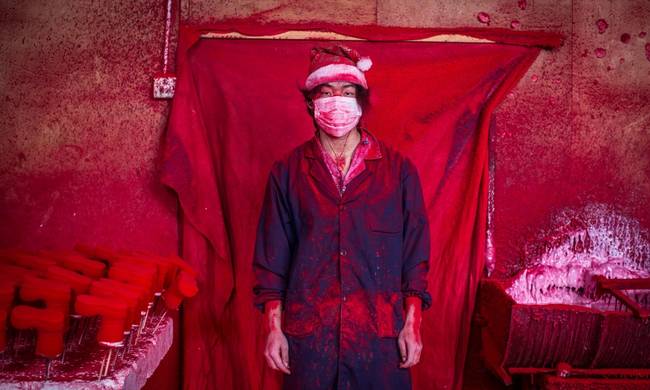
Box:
[340,249,347,256]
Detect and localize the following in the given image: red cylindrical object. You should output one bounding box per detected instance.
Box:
[74,244,119,264]
[114,255,166,293]
[96,278,149,313]
[90,281,140,328]
[0,264,37,281]
[11,253,57,275]
[20,275,72,313]
[120,252,177,290]
[46,266,92,295]
[74,294,128,344]
[163,270,199,310]
[10,305,65,358]
[40,251,106,279]
[108,262,157,300]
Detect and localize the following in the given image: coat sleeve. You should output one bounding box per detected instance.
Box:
[400,157,433,310]
[252,161,296,313]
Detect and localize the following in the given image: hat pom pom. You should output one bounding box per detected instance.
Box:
[356,57,372,72]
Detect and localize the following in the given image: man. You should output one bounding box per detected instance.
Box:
[252,44,432,389]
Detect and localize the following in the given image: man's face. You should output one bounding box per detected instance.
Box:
[313,81,357,100]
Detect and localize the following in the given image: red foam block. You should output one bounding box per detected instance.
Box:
[11,254,57,274]
[40,250,106,279]
[97,278,148,313]
[10,305,65,358]
[20,275,72,312]
[163,270,198,310]
[90,281,140,329]
[108,262,156,299]
[74,294,128,344]
[46,266,92,295]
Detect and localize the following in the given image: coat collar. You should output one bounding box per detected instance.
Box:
[304,127,383,161]
[303,127,382,204]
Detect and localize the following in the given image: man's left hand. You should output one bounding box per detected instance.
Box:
[398,296,423,368]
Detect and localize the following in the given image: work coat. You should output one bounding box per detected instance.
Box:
[252,128,432,390]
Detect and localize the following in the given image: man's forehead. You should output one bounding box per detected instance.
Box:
[321,82,357,88]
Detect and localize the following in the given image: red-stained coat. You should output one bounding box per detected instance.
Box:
[252,128,432,390]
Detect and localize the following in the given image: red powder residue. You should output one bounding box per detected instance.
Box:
[510,20,521,29]
[619,57,625,64]
[531,74,539,82]
[645,43,650,62]
[477,12,490,25]
[594,48,607,58]
[639,31,647,38]
[596,18,608,34]
[620,33,631,43]
[517,0,527,10]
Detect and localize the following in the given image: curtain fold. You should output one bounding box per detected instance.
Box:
[161,22,561,390]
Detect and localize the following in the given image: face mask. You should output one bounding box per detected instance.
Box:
[313,96,362,137]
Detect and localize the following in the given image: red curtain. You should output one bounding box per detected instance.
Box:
[161,22,562,390]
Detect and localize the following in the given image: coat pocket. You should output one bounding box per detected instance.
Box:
[282,290,320,338]
[375,291,404,338]
[368,218,402,234]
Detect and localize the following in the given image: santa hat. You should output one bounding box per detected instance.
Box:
[304,44,372,91]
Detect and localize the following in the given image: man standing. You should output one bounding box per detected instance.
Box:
[252,44,432,389]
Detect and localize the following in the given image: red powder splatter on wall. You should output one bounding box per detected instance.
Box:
[639,31,647,38]
[517,0,527,10]
[596,19,608,34]
[510,20,521,29]
[594,48,607,58]
[477,12,490,25]
[620,33,631,43]
[645,43,650,62]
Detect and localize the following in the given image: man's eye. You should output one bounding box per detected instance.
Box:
[344,92,355,97]
[322,91,332,96]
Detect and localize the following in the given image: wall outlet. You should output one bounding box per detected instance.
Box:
[153,73,176,99]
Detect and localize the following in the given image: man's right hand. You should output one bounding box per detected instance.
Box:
[263,300,291,374]
[264,329,291,374]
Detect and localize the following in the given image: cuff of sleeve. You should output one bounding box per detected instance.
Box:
[402,290,432,310]
[253,290,285,313]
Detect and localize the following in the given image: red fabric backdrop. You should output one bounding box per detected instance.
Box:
[161,23,562,390]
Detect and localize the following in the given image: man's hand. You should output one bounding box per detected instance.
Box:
[398,296,423,368]
[263,300,291,374]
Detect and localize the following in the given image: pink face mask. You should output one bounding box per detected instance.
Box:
[313,96,362,137]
